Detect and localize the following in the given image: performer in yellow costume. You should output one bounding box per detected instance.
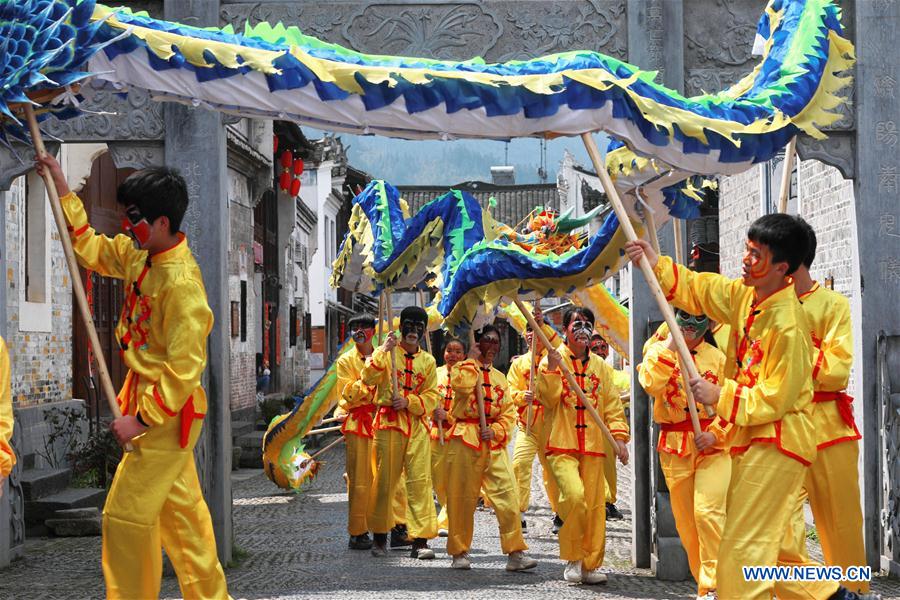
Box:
[336,312,379,550]
[589,331,628,522]
[509,316,559,533]
[361,305,438,559]
[538,307,630,585]
[777,217,868,594]
[625,214,877,600]
[431,337,466,536]
[37,155,228,600]
[446,325,537,572]
[0,337,15,497]
[638,310,731,600]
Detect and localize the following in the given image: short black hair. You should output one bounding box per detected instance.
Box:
[746,213,809,275]
[400,305,428,325]
[117,167,189,234]
[794,216,817,269]
[562,307,595,328]
[348,312,376,330]
[477,324,501,341]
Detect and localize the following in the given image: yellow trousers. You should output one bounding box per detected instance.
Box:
[604,440,617,504]
[368,424,436,538]
[778,440,868,594]
[716,444,839,600]
[431,437,449,530]
[659,450,731,596]
[511,426,559,514]
[345,433,373,536]
[547,453,606,571]
[446,437,527,556]
[103,415,228,600]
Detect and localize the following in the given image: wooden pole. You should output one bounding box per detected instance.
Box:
[305,424,343,437]
[377,292,384,342]
[581,133,702,437]
[24,105,132,451]
[384,291,399,397]
[778,137,797,214]
[419,289,444,445]
[642,203,661,255]
[514,300,619,450]
[467,329,488,432]
[525,330,538,437]
[307,435,344,462]
[673,218,685,265]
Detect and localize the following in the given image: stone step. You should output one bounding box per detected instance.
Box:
[45,507,102,537]
[239,450,263,470]
[25,487,107,525]
[231,420,255,440]
[20,468,72,502]
[236,430,265,451]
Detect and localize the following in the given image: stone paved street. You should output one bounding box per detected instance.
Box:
[1,439,899,599]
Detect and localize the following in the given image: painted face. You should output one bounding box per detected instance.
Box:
[121,204,152,248]
[566,317,593,345]
[401,319,425,344]
[742,240,777,284]
[478,332,501,360]
[675,310,709,341]
[590,336,609,358]
[351,325,375,345]
[443,341,465,365]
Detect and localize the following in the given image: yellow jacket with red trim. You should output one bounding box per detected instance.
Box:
[448,359,516,451]
[360,344,438,437]
[430,364,456,441]
[61,192,213,443]
[336,347,378,439]
[536,349,630,457]
[638,339,731,456]
[0,337,15,477]
[798,283,860,448]
[507,350,549,432]
[653,255,817,465]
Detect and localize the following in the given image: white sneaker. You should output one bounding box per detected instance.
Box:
[581,567,607,584]
[697,593,718,600]
[505,551,537,571]
[563,560,583,583]
[451,553,472,569]
[438,528,448,537]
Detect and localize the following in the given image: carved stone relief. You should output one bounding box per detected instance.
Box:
[7,415,24,558]
[797,131,855,180]
[107,142,165,170]
[0,143,59,192]
[42,89,164,143]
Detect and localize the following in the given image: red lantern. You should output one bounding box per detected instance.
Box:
[280,150,292,169]
[279,172,291,191]
[290,178,301,196]
[293,158,304,175]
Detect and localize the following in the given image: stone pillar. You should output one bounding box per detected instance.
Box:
[854,0,900,572]
[626,0,687,575]
[164,0,232,566]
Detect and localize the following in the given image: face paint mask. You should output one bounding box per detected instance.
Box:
[121,204,152,247]
[676,311,709,338]
[401,320,425,341]
[569,319,593,337]
[351,327,375,344]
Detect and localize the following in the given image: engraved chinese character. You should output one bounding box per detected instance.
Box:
[876,0,896,12]
[880,165,899,194]
[879,257,900,283]
[877,121,899,148]
[875,74,897,99]
[879,214,900,238]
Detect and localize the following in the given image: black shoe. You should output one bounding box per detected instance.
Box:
[371,533,388,557]
[606,503,624,520]
[828,587,882,600]
[349,532,373,550]
[551,514,563,535]
[410,538,435,560]
[390,524,412,548]
[520,518,528,533]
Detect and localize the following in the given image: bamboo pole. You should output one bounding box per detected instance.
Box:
[581,133,702,437]
[24,105,132,451]
[467,329,488,433]
[306,435,344,462]
[642,203,661,255]
[673,218,685,265]
[305,425,343,437]
[384,291,399,397]
[525,330,538,437]
[514,300,619,451]
[419,289,444,445]
[778,137,797,214]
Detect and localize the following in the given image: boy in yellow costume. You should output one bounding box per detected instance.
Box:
[638,310,730,599]
[336,312,379,550]
[0,337,15,498]
[431,337,465,536]
[538,307,629,585]
[361,305,438,559]
[589,332,628,522]
[777,217,867,594]
[446,324,537,571]
[625,214,878,600]
[509,313,559,533]
[37,156,228,599]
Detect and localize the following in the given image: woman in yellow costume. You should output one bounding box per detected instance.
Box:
[638,309,730,600]
[0,337,14,498]
[431,337,465,536]
[538,307,629,585]
[37,155,228,600]
[446,325,537,572]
